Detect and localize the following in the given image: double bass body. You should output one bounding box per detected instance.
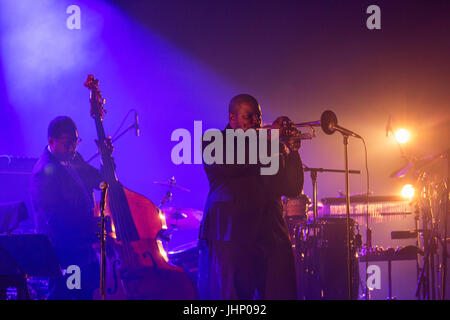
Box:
[95,186,196,299]
[86,75,195,299]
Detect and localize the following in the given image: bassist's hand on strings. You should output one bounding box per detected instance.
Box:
[95,136,114,157]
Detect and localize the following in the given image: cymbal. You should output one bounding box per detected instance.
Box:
[162,207,203,229]
[154,181,191,192]
[390,161,413,179]
[165,211,188,220]
[390,149,448,178]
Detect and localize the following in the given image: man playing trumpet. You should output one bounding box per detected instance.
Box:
[198,94,304,299]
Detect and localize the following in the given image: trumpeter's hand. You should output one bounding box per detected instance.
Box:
[271,116,301,152]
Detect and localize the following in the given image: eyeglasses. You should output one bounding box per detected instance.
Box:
[55,136,82,148]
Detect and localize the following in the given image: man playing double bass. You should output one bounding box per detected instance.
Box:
[198,94,304,299]
[30,116,112,299]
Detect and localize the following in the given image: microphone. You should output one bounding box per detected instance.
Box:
[386,115,393,137]
[320,110,362,139]
[134,111,140,137]
[334,124,362,139]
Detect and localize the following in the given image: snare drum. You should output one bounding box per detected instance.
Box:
[283,194,311,243]
[283,194,311,218]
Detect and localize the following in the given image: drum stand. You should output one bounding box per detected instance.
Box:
[415,217,440,299]
[415,151,449,300]
[442,150,448,300]
[303,166,361,222]
[303,161,361,300]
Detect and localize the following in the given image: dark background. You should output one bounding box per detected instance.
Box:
[1,0,449,300]
[1,0,448,209]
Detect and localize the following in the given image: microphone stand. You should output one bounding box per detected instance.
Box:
[303,164,360,300]
[303,166,360,222]
[313,109,365,300]
[99,182,109,300]
[343,135,353,300]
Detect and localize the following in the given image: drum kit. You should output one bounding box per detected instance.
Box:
[283,193,361,300]
[392,149,449,300]
[154,116,449,300]
[155,174,362,300]
[154,177,202,284]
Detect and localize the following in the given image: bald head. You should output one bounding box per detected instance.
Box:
[228,94,262,130]
[229,94,260,114]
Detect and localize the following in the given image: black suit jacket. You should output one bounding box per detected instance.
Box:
[199,126,303,244]
[30,148,102,264]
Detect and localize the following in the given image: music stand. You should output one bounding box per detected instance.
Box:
[0,234,61,299]
[0,201,29,234]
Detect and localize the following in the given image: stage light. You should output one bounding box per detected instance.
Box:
[394,128,410,144]
[401,184,415,199]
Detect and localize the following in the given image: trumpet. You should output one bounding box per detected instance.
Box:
[294,120,321,127]
[260,110,361,140]
[261,119,320,140]
[292,120,321,140]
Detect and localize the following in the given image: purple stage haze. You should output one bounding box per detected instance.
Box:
[0,1,449,299]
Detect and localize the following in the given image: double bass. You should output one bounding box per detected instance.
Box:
[84,75,195,299]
